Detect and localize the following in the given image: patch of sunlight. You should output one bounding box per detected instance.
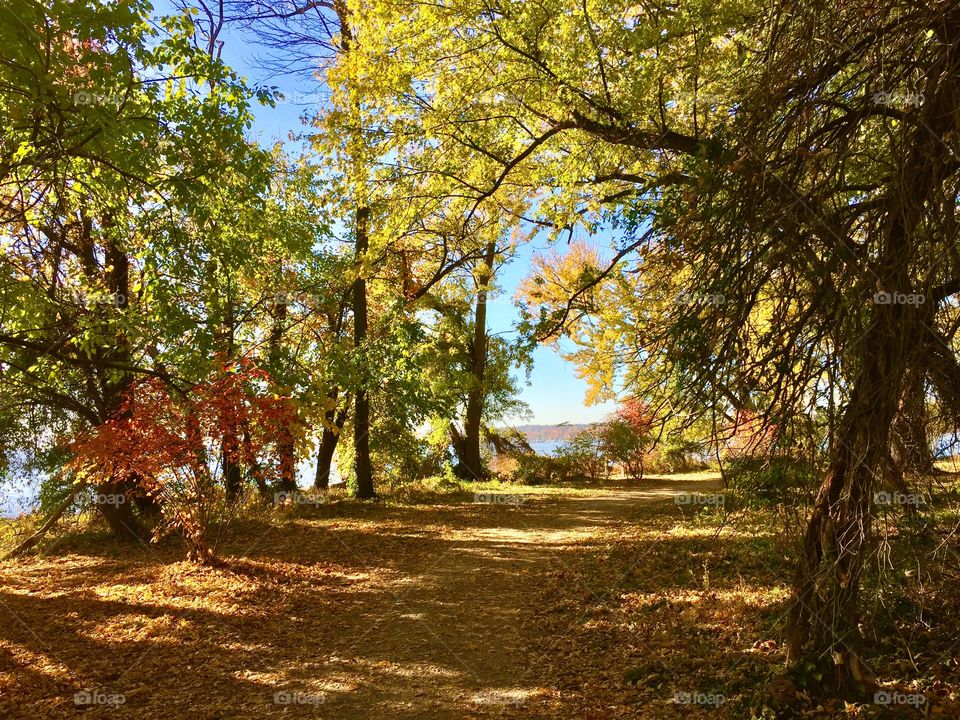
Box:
[665,524,767,539]
[469,527,542,543]
[315,681,355,693]
[721,586,792,607]
[88,584,255,618]
[316,656,464,680]
[80,613,191,643]
[4,585,75,599]
[470,687,538,706]
[643,472,723,482]
[240,669,351,694]
[625,587,787,607]
[0,643,74,679]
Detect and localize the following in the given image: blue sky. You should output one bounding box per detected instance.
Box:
[215,21,618,425]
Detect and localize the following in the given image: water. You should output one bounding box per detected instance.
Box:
[1,474,42,519]
[529,439,566,456]
[0,454,344,519]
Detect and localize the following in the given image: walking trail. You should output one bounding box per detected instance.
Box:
[0,476,726,719]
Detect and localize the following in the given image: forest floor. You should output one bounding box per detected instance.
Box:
[1,473,955,719]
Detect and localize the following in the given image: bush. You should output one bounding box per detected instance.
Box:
[599,418,651,479]
[724,454,816,507]
[490,451,552,484]
[368,419,448,489]
[555,426,609,481]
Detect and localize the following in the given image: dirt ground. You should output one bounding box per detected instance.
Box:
[1,475,802,719]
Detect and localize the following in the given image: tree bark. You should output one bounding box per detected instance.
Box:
[786,14,960,692]
[315,396,349,490]
[221,278,245,503]
[97,228,149,543]
[353,206,375,498]
[332,0,376,499]
[96,487,150,543]
[890,368,934,475]
[223,436,244,502]
[785,317,908,693]
[268,294,297,492]
[458,241,497,480]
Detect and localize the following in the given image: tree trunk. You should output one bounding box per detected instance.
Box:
[449,422,468,469]
[785,322,907,694]
[6,481,86,559]
[890,368,933,475]
[786,16,960,694]
[98,230,149,543]
[221,279,245,503]
[458,241,497,480]
[353,205,375,499]
[333,0,376,499]
[315,398,349,490]
[268,294,297,493]
[97,480,150,543]
[223,437,243,502]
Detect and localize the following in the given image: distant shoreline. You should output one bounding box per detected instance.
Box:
[508,424,592,443]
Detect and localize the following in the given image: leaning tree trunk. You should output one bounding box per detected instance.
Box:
[458,241,497,480]
[786,13,960,694]
[785,315,909,694]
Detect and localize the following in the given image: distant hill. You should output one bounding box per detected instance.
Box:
[512,424,593,443]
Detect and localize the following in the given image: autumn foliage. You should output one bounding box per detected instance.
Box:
[68,360,299,563]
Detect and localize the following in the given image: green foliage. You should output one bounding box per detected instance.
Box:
[498,452,554,486]
[723,455,817,508]
[36,474,77,516]
[554,426,610,482]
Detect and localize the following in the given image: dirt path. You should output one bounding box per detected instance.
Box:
[0,476,723,719]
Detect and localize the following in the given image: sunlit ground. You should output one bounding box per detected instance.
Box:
[1,474,956,718]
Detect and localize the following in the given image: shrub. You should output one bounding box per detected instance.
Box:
[723,454,816,508]
[555,426,609,481]
[490,451,552,484]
